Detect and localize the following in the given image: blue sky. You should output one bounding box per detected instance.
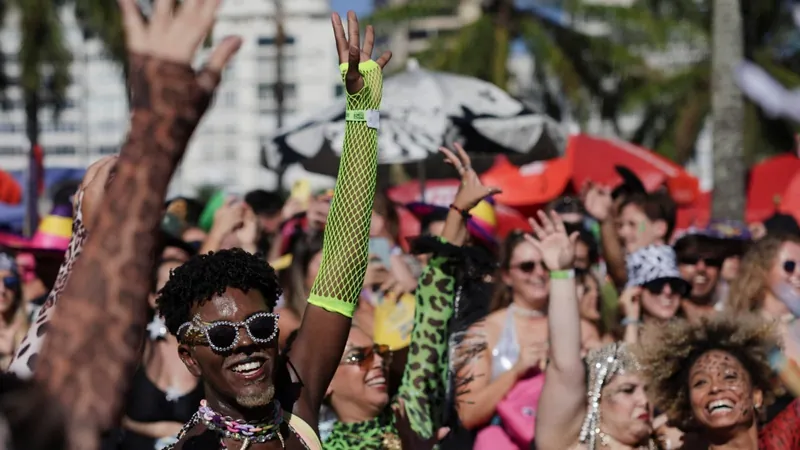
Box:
[331,0,373,18]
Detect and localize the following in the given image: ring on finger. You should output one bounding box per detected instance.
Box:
[463,165,472,172]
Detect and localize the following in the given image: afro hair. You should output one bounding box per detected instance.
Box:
[157,248,282,336]
[636,313,780,430]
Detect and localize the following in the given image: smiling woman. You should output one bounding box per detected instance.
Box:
[638,313,800,449]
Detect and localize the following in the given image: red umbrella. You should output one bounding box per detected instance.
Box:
[479,154,571,208]
[746,154,800,223]
[778,171,800,226]
[675,191,712,233]
[568,134,700,204]
[0,169,22,205]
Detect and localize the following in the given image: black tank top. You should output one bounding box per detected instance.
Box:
[118,366,204,450]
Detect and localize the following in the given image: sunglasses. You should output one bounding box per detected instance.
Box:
[642,278,689,298]
[783,260,799,275]
[2,276,19,289]
[178,311,279,353]
[677,256,724,268]
[512,260,546,273]
[340,344,392,368]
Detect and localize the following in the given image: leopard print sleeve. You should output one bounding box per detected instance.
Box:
[396,253,455,440]
[33,54,219,450]
[7,191,87,379]
[759,397,800,449]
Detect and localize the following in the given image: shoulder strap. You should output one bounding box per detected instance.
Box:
[283,410,323,450]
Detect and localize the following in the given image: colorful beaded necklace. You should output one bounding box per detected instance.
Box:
[163,399,287,449]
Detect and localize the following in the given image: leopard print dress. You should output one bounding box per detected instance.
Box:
[8,190,87,378]
[323,248,456,449]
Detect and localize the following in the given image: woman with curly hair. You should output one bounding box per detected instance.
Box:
[638,313,800,449]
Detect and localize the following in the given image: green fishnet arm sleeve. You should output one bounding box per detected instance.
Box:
[396,242,455,439]
[306,60,383,317]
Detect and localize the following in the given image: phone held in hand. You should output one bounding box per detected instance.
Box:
[369,237,393,269]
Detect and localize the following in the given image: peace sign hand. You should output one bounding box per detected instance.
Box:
[525,210,578,272]
[332,11,392,94]
[441,143,502,212]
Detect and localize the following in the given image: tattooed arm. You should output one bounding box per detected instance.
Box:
[33,2,241,450]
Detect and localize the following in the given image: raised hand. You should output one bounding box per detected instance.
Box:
[581,182,613,222]
[332,11,392,94]
[441,143,502,211]
[525,210,578,272]
[79,156,117,232]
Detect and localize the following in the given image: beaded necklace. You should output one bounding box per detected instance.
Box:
[164,399,288,449]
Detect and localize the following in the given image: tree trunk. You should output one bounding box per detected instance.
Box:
[710,0,745,221]
[492,0,511,90]
[24,90,41,237]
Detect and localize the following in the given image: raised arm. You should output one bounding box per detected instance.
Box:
[289,11,392,414]
[397,145,501,439]
[527,211,587,450]
[33,2,240,449]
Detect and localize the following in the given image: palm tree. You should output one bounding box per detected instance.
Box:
[0,0,72,151]
[710,0,744,220]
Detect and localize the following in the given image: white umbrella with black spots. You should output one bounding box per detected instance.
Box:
[261,62,565,183]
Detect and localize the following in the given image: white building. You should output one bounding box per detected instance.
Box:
[0,0,341,196]
[0,7,129,172]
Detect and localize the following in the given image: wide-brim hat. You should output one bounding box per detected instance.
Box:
[625,244,691,292]
[0,204,73,255]
[405,198,498,246]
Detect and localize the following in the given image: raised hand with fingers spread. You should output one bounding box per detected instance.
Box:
[31,1,242,449]
[440,143,502,212]
[525,210,578,272]
[332,11,392,95]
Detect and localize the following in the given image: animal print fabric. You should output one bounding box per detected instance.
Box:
[33,53,219,450]
[759,398,800,449]
[323,249,455,448]
[8,190,87,379]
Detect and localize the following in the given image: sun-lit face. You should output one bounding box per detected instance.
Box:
[180,288,279,410]
[503,240,549,308]
[688,350,761,433]
[329,327,390,419]
[617,204,661,253]
[640,280,682,321]
[769,241,800,300]
[599,372,653,446]
[677,255,722,303]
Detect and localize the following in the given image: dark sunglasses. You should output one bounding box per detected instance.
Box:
[178,312,279,353]
[783,260,799,275]
[677,256,724,268]
[642,278,689,298]
[512,260,546,273]
[340,344,392,368]
[3,276,19,289]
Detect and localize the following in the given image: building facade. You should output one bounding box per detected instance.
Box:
[0,0,340,196]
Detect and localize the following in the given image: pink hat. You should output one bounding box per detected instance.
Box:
[0,204,72,254]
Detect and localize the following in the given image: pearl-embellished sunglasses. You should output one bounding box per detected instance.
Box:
[178,311,279,353]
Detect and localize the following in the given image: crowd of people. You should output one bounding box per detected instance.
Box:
[1,1,800,449]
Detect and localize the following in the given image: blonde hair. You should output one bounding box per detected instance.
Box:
[728,233,800,312]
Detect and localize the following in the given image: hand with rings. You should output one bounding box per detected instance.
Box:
[440,143,501,212]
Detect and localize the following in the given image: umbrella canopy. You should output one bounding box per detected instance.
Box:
[746,153,800,223]
[0,169,22,205]
[480,154,572,208]
[778,171,800,226]
[262,64,565,177]
[568,134,700,205]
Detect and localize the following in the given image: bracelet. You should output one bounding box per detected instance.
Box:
[345,109,380,129]
[549,269,575,279]
[621,317,642,327]
[449,204,472,219]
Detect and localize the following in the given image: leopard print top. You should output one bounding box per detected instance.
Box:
[323,250,456,449]
[7,190,87,379]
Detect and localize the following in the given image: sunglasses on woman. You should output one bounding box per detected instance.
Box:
[178,311,280,353]
[340,344,392,368]
[677,256,724,268]
[642,278,689,298]
[512,260,546,273]
[784,260,799,275]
